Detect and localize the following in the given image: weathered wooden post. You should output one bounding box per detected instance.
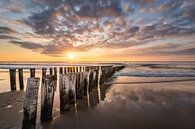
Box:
[64,67,67,74]
[67,67,71,73]
[88,89,99,109]
[72,67,76,73]
[83,72,89,96]
[49,67,53,75]
[71,67,74,73]
[75,72,83,99]
[68,73,76,104]
[18,68,24,90]
[80,66,84,72]
[54,67,57,80]
[83,66,85,72]
[59,74,68,111]
[59,67,63,74]
[86,66,89,72]
[59,74,66,111]
[9,69,16,91]
[30,68,35,78]
[59,73,76,111]
[88,70,94,92]
[22,77,40,129]
[41,75,55,121]
[76,67,79,72]
[93,69,99,89]
[100,67,105,85]
[71,67,73,73]
[42,68,47,82]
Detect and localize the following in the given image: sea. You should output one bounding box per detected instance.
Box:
[0,61,195,93]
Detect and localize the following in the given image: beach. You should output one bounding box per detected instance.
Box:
[0,62,195,129]
[41,78,195,129]
[0,91,24,129]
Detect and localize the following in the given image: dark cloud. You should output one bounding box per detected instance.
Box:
[0,26,15,34]
[10,40,44,50]
[135,43,195,56]
[0,26,19,40]
[10,40,92,56]
[0,35,19,40]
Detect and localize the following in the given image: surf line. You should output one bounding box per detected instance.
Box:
[105,78,195,85]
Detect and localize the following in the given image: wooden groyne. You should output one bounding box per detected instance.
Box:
[22,77,40,129]
[4,64,125,129]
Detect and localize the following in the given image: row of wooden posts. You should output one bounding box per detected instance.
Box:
[13,65,125,129]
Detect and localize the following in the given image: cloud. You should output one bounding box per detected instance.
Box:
[10,40,43,51]
[10,40,93,56]
[0,0,195,58]
[0,26,16,34]
[0,35,19,40]
[0,26,20,40]
[132,42,195,56]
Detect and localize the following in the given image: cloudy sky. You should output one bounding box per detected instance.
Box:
[0,0,195,61]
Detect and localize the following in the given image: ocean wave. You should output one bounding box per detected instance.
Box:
[114,70,195,77]
[105,78,195,85]
[128,63,195,70]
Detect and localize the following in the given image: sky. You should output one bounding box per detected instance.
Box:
[0,0,195,61]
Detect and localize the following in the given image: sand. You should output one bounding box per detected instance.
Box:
[0,91,24,129]
[40,77,195,129]
[0,77,195,129]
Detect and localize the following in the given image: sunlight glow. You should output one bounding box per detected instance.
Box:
[67,53,76,60]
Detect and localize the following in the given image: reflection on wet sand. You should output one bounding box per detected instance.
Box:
[42,77,195,129]
[60,82,112,111]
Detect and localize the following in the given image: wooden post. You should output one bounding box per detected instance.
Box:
[76,67,79,72]
[79,67,82,72]
[83,72,89,96]
[42,68,47,83]
[9,69,16,91]
[49,67,53,75]
[59,74,76,111]
[41,75,55,121]
[18,68,24,90]
[68,74,76,104]
[59,67,63,74]
[30,68,35,78]
[54,67,57,80]
[88,70,94,92]
[100,67,105,85]
[93,69,99,89]
[83,66,86,72]
[22,77,40,129]
[59,74,68,111]
[75,72,83,99]
[64,67,68,74]
[53,67,57,91]
[89,89,99,109]
[72,67,75,73]
[86,66,89,72]
[69,67,71,73]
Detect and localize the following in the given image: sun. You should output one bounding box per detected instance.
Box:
[67,53,76,60]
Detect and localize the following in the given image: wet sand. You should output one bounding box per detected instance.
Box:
[0,91,24,129]
[42,77,195,129]
[0,77,195,129]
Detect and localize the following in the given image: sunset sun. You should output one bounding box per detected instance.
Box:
[67,53,76,60]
